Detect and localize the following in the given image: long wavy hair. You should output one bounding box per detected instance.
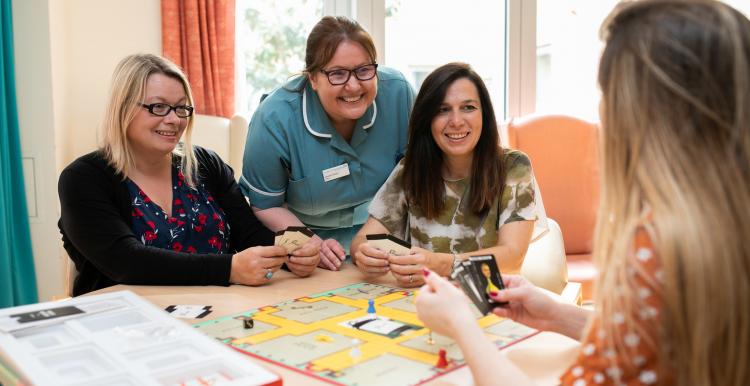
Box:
[595,1,750,385]
[101,54,197,186]
[402,62,503,218]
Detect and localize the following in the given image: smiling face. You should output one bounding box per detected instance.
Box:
[430,77,483,168]
[126,73,189,161]
[309,40,378,131]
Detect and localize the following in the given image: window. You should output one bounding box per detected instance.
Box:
[237,0,512,120]
[721,0,750,17]
[535,0,620,121]
[384,0,508,118]
[236,0,324,114]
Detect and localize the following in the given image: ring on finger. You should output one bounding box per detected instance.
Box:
[265,268,273,280]
[408,273,414,283]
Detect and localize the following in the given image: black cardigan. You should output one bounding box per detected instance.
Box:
[58,147,274,296]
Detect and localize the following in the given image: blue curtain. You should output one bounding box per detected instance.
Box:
[0,0,38,307]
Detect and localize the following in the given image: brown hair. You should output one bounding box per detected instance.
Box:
[595,1,750,385]
[303,16,377,78]
[402,62,503,219]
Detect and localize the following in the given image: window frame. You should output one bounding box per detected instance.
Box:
[333,0,537,120]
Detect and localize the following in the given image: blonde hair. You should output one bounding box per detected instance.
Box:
[101,53,197,186]
[594,1,750,385]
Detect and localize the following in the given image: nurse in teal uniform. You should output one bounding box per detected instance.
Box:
[240,16,415,270]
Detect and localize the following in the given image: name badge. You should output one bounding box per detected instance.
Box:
[322,163,350,182]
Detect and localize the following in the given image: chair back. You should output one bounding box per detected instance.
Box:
[190,114,249,178]
[507,115,599,255]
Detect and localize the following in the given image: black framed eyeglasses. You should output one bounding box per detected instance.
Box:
[141,103,194,118]
[320,63,378,86]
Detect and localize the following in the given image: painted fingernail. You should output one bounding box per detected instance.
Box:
[422,268,430,276]
[489,291,499,297]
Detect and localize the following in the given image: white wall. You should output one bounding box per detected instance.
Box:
[12,0,161,301]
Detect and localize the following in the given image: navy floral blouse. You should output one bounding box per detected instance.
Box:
[126,166,230,254]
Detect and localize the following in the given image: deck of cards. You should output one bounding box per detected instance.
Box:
[365,233,411,255]
[274,226,314,255]
[450,254,506,315]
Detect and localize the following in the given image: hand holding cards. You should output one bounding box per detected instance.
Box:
[450,254,506,315]
[365,233,411,256]
[275,226,314,254]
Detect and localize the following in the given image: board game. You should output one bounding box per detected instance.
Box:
[194,283,538,386]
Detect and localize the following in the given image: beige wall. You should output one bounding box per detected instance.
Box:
[13,0,161,301]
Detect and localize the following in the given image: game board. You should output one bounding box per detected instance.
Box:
[194,283,538,386]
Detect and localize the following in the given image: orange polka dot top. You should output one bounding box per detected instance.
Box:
[560,230,671,386]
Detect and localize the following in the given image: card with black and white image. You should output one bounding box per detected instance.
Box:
[460,260,492,314]
[164,304,213,319]
[451,264,490,315]
[469,254,507,307]
[365,233,411,256]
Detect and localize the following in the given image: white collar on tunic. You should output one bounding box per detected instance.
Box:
[302,88,377,138]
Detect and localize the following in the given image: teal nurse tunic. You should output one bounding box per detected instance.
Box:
[239,66,415,252]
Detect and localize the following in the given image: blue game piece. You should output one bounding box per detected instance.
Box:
[367,299,375,314]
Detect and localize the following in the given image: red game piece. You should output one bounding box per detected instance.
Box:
[436,348,449,369]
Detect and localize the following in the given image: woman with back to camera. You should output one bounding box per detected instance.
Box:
[240,16,415,271]
[59,54,320,296]
[416,1,750,385]
[351,63,547,287]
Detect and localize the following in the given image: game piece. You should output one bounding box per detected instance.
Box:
[315,334,333,343]
[436,348,448,369]
[243,317,254,329]
[349,339,361,360]
[367,299,376,315]
[426,330,435,345]
[366,233,411,255]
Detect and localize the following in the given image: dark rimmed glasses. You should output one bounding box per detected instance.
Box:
[320,63,378,86]
[141,103,194,118]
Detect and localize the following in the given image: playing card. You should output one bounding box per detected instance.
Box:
[164,305,212,319]
[469,254,507,307]
[365,233,411,255]
[451,265,490,315]
[275,226,314,254]
[460,260,492,313]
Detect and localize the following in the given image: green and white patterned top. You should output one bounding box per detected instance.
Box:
[368,149,547,254]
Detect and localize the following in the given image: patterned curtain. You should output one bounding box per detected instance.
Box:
[0,0,38,307]
[162,0,236,118]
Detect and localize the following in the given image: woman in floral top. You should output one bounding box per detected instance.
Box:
[59,54,321,295]
[415,1,750,385]
[351,63,547,287]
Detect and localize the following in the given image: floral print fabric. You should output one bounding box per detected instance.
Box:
[126,166,230,254]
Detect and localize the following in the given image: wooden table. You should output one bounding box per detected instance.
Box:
[90,263,580,385]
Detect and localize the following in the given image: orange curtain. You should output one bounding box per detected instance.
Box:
[161,0,235,118]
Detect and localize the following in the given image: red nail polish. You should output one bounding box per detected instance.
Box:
[489,291,498,297]
[422,268,430,276]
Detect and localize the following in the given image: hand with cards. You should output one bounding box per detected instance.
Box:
[356,233,426,287]
[450,255,507,315]
[274,226,321,277]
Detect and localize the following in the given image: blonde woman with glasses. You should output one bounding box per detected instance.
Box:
[59,54,319,296]
[415,1,750,385]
